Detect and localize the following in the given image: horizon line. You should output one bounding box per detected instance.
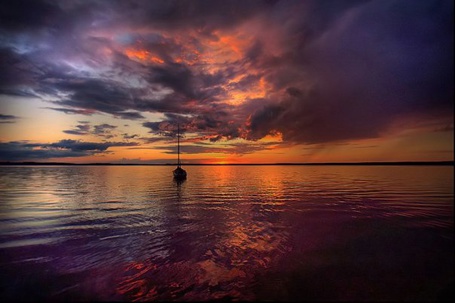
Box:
[1,160,453,166]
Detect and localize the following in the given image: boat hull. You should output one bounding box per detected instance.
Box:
[173,167,187,179]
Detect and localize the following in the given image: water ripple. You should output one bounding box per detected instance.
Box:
[0,165,453,301]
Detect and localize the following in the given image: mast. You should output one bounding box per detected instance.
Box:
[177,123,180,167]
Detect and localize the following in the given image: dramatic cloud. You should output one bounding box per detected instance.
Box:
[0,0,453,158]
[246,0,454,144]
[0,139,138,161]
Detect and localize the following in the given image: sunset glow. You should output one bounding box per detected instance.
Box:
[0,0,453,164]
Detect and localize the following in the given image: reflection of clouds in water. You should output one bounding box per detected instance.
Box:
[1,166,452,301]
[115,218,292,301]
[197,259,247,287]
[116,260,158,301]
[115,259,252,301]
[115,259,229,301]
[221,222,292,269]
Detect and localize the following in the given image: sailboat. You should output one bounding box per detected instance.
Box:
[173,124,187,179]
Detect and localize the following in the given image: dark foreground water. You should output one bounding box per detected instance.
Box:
[0,165,453,301]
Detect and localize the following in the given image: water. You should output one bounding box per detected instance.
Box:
[0,165,453,301]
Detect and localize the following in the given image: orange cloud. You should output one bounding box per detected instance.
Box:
[125,48,164,64]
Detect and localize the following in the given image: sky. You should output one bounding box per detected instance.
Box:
[0,0,453,164]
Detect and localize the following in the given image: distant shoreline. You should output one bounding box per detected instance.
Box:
[0,161,453,166]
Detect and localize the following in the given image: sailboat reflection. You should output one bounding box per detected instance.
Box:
[173,176,186,188]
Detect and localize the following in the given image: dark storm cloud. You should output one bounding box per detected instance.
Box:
[0,0,253,136]
[109,0,276,31]
[0,48,42,96]
[52,78,135,113]
[0,139,138,161]
[43,65,220,120]
[0,0,62,32]
[0,0,453,147]
[246,0,454,143]
[40,77,145,120]
[1,0,247,117]
[142,109,240,141]
[142,115,195,138]
[149,64,196,99]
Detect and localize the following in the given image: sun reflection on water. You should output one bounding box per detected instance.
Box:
[0,165,452,301]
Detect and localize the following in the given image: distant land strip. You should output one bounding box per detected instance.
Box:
[0,161,453,166]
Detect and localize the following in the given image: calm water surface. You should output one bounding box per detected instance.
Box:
[0,165,453,301]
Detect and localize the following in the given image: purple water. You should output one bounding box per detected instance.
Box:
[0,165,453,301]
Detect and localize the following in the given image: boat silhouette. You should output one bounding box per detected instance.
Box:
[173,124,187,180]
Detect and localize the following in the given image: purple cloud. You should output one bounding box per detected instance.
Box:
[0,0,452,148]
